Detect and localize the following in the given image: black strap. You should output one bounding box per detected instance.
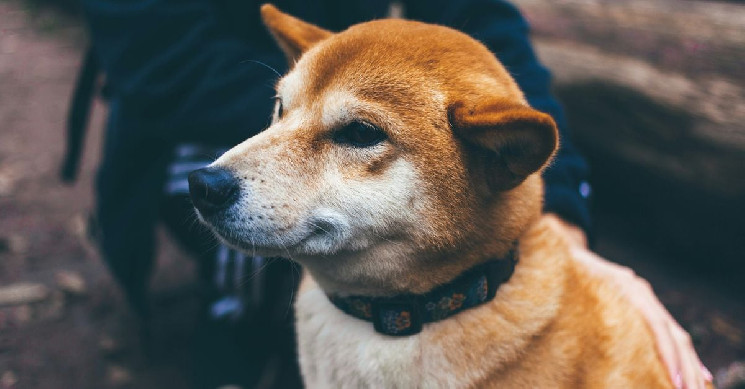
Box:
[328,244,518,337]
[61,45,99,183]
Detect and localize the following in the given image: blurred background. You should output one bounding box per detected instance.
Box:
[0,0,743,388]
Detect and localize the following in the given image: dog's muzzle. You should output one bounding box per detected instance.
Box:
[188,167,240,217]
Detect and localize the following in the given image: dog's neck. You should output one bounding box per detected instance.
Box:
[295,215,571,387]
[300,175,545,298]
[327,244,518,336]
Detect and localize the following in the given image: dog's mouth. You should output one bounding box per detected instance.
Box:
[199,215,301,255]
[198,209,352,258]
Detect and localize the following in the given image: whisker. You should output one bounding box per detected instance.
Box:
[241,59,282,79]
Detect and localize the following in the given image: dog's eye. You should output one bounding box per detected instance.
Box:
[333,122,387,148]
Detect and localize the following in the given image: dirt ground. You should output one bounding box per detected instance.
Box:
[0,1,743,388]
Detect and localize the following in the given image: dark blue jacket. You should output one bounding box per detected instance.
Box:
[80,0,590,314]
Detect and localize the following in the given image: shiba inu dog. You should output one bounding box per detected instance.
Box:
[188,4,688,387]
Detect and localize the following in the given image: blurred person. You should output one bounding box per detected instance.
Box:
[61,0,710,388]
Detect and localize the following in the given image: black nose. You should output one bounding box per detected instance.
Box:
[188,167,240,215]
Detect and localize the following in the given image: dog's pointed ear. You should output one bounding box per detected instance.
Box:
[450,99,559,192]
[261,4,333,63]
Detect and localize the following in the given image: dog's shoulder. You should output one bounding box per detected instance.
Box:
[553,235,673,388]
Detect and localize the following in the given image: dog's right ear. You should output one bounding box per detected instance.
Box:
[261,4,333,63]
[450,98,559,192]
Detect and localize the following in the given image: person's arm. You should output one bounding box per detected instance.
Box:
[82,0,284,145]
[405,0,591,235]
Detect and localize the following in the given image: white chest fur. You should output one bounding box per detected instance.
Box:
[295,286,460,389]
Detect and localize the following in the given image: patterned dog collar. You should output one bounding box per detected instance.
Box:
[328,244,518,337]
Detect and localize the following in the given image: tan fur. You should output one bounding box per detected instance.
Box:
[196,4,695,387]
[296,217,672,388]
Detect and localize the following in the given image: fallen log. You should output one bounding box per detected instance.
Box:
[511,0,745,266]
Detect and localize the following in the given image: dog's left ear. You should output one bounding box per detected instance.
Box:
[261,4,333,63]
[450,99,559,192]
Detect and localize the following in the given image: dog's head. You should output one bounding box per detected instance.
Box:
[189,5,558,295]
